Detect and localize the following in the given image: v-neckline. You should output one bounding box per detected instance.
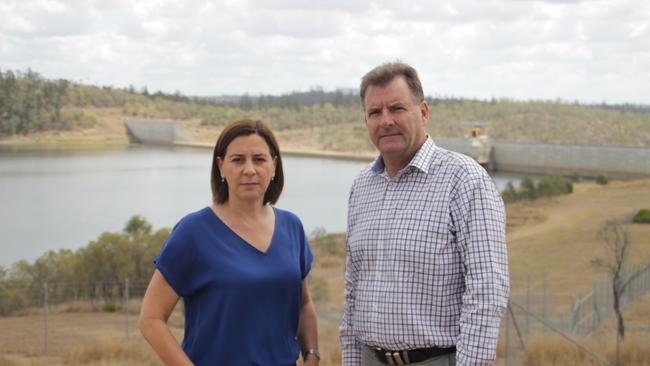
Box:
[208,206,277,255]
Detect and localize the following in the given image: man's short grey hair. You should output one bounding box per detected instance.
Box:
[360,62,425,106]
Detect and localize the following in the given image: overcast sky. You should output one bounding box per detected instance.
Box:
[1,0,648,104]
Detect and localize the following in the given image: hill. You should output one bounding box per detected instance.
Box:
[2,69,650,152]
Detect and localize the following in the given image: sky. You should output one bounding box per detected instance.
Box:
[1,0,648,104]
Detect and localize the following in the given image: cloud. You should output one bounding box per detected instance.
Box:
[0,0,647,103]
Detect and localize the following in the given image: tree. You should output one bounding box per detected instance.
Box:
[501,181,519,203]
[124,215,152,238]
[123,215,153,287]
[591,221,642,366]
[520,176,537,200]
[79,232,132,302]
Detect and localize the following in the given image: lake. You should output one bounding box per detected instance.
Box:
[0,145,523,266]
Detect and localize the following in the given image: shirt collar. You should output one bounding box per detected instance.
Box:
[370,136,436,175]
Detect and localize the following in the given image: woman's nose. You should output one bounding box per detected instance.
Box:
[243,159,256,175]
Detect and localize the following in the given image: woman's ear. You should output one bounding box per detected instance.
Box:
[217,157,224,180]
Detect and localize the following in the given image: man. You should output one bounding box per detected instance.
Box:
[340,62,509,366]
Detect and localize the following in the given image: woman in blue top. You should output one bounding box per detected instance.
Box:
[138,119,319,366]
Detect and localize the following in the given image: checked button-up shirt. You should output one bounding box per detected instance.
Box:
[340,137,509,366]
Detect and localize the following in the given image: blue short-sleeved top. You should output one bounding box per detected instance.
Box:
[154,206,313,366]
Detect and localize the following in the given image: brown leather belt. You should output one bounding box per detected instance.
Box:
[371,346,456,365]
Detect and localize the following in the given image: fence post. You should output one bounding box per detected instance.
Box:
[125,278,130,338]
[570,294,578,334]
[505,306,510,366]
[43,282,48,355]
[542,272,548,330]
[526,274,531,338]
[592,280,599,333]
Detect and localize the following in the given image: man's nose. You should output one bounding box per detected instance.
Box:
[379,109,394,128]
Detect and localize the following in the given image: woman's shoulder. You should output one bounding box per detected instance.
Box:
[272,206,304,228]
[172,206,214,232]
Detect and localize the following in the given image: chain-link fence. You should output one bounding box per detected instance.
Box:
[2,265,649,363]
[502,264,650,366]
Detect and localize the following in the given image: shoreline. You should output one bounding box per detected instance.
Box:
[173,141,376,162]
[0,133,377,162]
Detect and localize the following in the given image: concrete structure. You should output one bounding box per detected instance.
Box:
[124,119,194,145]
[436,137,494,169]
[492,142,650,178]
[123,119,650,178]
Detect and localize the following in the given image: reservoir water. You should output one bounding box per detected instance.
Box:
[0,145,522,266]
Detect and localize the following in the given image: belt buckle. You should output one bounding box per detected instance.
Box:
[379,349,406,365]
[392,352,405,365]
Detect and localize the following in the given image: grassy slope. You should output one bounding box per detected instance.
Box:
[507,180,650,309]
[2,96,650,152]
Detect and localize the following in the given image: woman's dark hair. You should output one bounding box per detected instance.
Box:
[210,119,284,205]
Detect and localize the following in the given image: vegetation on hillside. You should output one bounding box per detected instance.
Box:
[633,209,650,223]
[2,68,650,149]
[0,70,96,134]
[501,175,574,203]
[0,216,348,316]
[0,216,169,315]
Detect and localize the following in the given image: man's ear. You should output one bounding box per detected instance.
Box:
[420,101,430,128]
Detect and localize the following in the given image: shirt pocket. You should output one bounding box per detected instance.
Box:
[392,211,453,265]
[392,212,459,300]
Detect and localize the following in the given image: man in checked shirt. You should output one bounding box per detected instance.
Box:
[339,62,510,366]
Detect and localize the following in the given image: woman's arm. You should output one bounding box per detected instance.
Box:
[138,269,194,366]
[297,278,319,365]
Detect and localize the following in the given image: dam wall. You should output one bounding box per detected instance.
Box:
[123,119,650,178]
[492,142,650,178]
[124,119,194,145]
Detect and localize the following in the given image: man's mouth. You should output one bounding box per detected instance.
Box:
[379,133,401,139]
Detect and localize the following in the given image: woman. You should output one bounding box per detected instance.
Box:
[138,119,319,365]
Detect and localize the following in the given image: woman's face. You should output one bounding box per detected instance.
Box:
[218,134,277,204]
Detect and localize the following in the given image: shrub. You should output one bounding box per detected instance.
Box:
[308,275,329,303]
[536,176,572,198]
[633,209,650,223]
[501,182,520,203]
[102,302,117,312]
[501,176,573,203]
[596,175,609,185]
[520,176,537,200]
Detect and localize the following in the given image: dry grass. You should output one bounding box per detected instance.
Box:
[506,179,650,312]
[0,354,52,366]
[1,180,649,364]
[62,338,159,365]
[523,334,650,366]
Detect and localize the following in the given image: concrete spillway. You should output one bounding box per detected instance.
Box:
[124,119,194,145]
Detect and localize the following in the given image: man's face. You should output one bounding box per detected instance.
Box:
[363,76,429,162]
